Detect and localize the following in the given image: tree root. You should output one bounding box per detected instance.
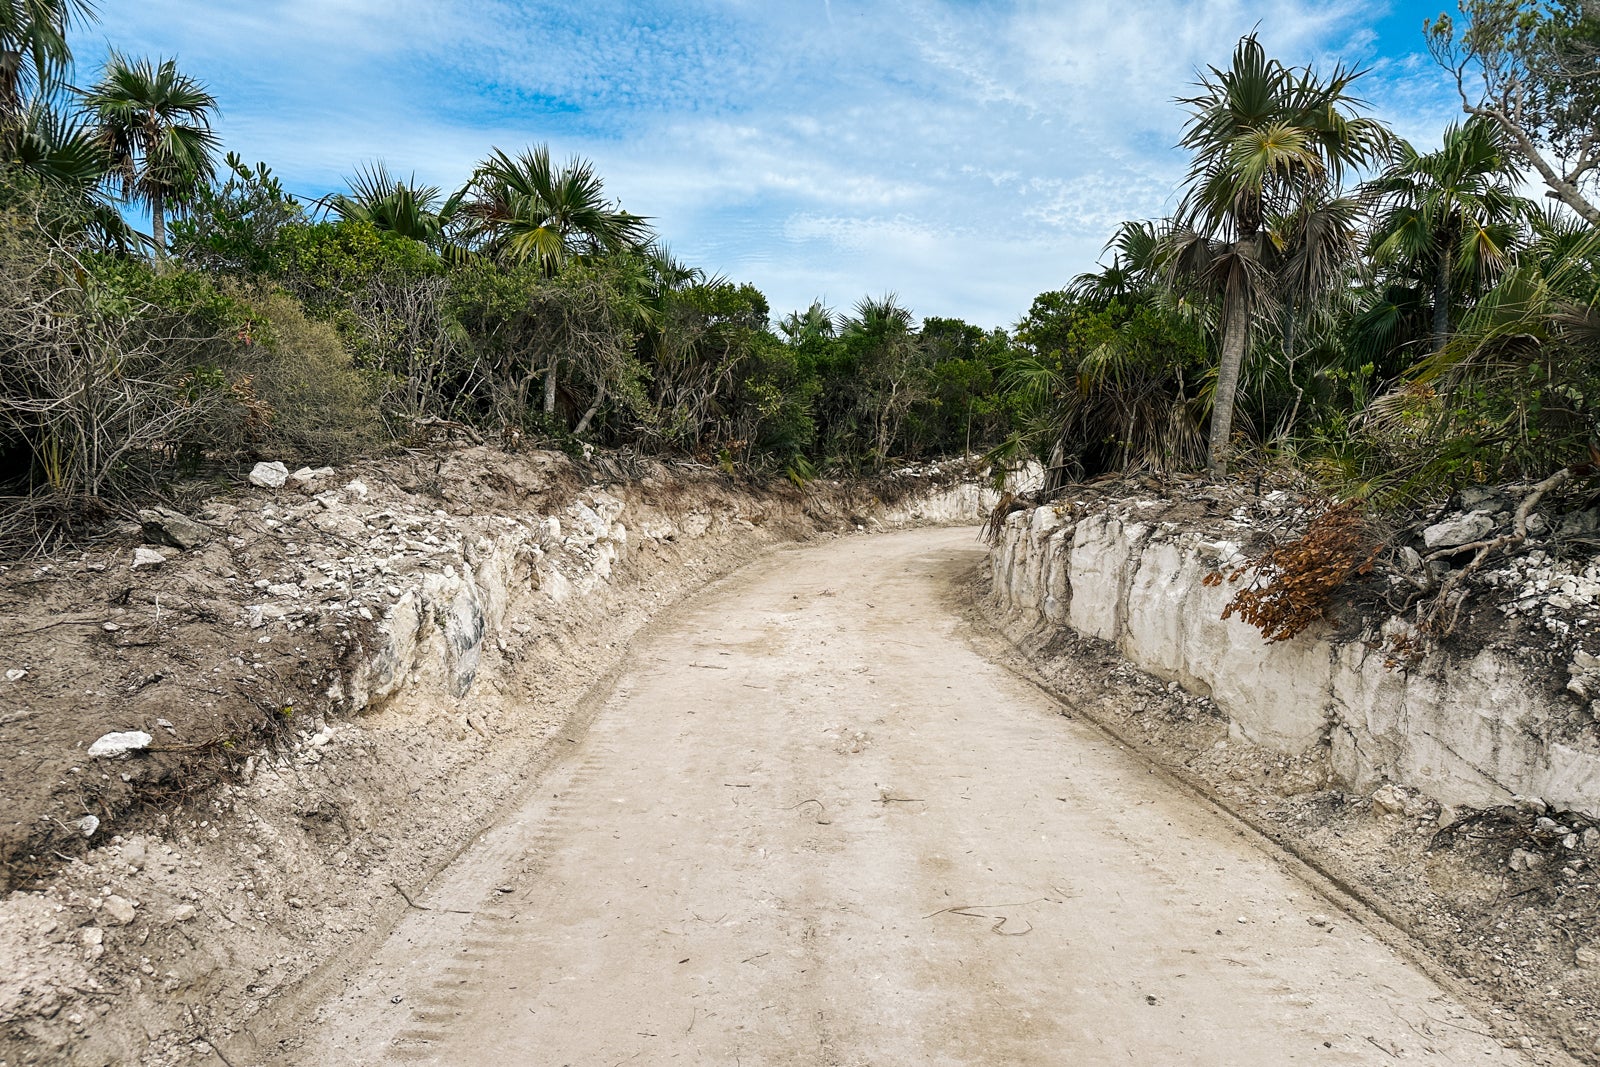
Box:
[1421,468,1575,636]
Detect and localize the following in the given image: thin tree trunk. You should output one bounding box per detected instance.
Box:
[1475,105,1600,227]
[1208,293,1251,476]
[151,190,166,263]
[1043,433,1068,497]
[543,355,559,415]
[573,380,605,436]
[1432,250,1451,353]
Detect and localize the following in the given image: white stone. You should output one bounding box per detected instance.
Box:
[87,731,153,758]
[1509,848,1544,872]
[5,668,25,681]
[102,895,136,926]
[248,461,290,488]
[1372,784,1410,815]
[1422,511,1496,550]
[130,547,165,569]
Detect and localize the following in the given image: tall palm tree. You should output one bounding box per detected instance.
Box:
[460,145,651,272]
[1173,34,1389,472]
[0,0,94,120]
[1365,117,1530,354]
[83,53,219,257]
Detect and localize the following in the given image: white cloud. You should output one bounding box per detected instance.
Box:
[85,0,1464,328]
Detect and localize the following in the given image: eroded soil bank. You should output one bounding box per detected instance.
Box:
[0,447,990,1066]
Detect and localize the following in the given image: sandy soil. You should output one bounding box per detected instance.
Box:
[270,527,1543,1066]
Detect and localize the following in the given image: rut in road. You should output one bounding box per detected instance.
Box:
[282,527,1537,1066]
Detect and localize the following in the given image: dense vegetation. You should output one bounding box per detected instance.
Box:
[0,1,1597,549]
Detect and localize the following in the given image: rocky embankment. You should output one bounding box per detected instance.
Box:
[0,447,996,1066]
[983,478,1600,1062]
[988,482,1600,811]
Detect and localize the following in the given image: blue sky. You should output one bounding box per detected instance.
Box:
[88,0,1463,329]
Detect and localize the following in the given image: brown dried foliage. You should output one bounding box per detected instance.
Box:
[1203,503,1381,642]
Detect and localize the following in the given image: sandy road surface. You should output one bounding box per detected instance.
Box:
[281,527,1533,1066]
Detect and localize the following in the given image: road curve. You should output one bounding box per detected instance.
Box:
[282,526,1533,1067]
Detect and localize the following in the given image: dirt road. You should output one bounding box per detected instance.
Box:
[281,527,1535,1066]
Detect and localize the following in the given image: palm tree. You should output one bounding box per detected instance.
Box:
[1365,117,1530,354]
[779,300,836,343]
[83,53,220,257]
[0,0,94,120]
[8,94,99,184]
[460,145,651,272]
[1396,208,1600,479]
[1069,220,1166,309]
[3,98,140,249]
[324,161,463,252]
[1173,34,1389,473]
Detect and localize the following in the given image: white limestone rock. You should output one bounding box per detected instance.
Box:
[248,461,290,488]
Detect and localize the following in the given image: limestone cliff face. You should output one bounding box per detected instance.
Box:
[989,504,1600,812]
[341,471,1004,719]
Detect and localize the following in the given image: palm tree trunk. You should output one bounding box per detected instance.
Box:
[1432,251,1450,353]
[1208,295,1250,476]
[151,189,166,261]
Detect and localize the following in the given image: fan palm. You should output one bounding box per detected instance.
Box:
[1365,117,1531,354]
[7,95,100,186]
[324,161,462,251]
[1394,210,1600,478]
[83,53,219,257]
[1069,219,1166,309]
[779,300,836,342]
[3,97,135,249]
[1174,34,1389,472]
[460,145,651,272]
[0,0,94,120]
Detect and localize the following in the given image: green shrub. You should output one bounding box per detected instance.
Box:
[245,292,382,463]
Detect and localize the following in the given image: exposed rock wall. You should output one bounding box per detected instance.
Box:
[989,503,1600,812]
[335,465,1003,721]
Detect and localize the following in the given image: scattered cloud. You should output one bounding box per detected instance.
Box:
[88,0,1462,328]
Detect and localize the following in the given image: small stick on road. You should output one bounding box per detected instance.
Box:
[390,881,472,915]
[1365,1036,1399,1058]
[786,798,830,824]
[924,897,1058,920]
[391,881,430,910]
